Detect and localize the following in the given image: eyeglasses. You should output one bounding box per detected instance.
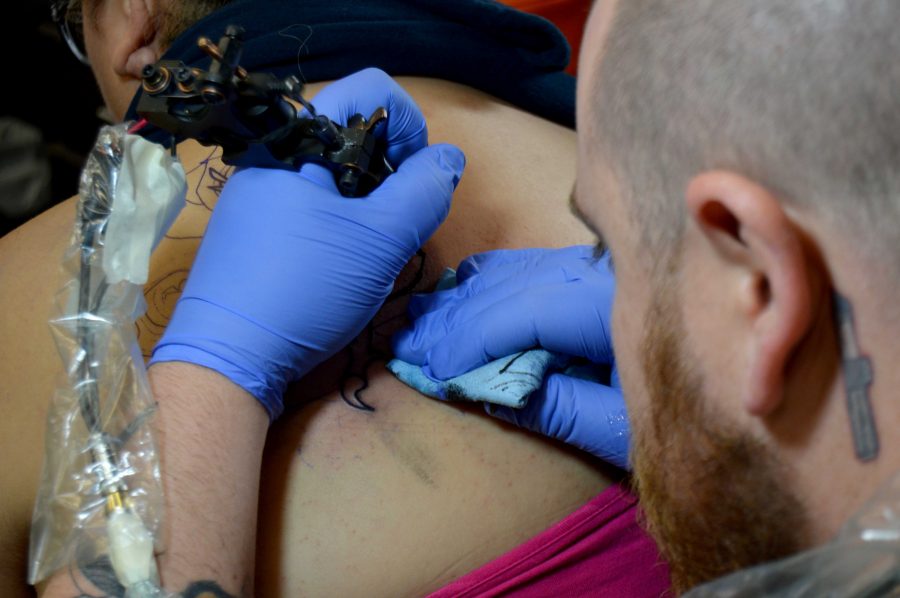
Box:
[50,0,89,66]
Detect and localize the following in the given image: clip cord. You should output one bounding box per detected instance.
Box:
[75,137,136,505]
[76,143,118,436]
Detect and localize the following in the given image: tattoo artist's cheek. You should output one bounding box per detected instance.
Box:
[611,286,643,410]
[611,294,631,386]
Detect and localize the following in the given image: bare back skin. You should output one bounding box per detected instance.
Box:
[0,78,615,597]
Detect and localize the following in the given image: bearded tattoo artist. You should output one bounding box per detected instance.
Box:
[399,0,900,595]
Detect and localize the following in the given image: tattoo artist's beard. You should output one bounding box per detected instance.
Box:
[630,284,810,594]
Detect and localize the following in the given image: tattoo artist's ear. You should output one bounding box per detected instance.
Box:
[118,0,164,78]
[685,171,815,417]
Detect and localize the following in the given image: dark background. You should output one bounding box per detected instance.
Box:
[0,4,105,236]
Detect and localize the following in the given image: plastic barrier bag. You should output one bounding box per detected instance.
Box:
[687,471,900,597]
[28,123,185,597]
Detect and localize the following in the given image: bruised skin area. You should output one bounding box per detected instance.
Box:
[0,78,611,596]
[259,375,610,597]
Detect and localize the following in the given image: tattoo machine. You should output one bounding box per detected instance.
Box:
[136,25,393,197]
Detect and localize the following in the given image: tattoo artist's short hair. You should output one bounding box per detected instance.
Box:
[594,0,900,264]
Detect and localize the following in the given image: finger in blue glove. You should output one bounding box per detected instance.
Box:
[486,373,630,470]
[304,67,428,167]
[390,246,627,469]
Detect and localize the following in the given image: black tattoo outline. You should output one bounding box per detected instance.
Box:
[336,249,429,411]
[71,554,238,598]
[137,269,191,357]
[182,580,238,598]
[71,554,123,597]
[181,147,235,213]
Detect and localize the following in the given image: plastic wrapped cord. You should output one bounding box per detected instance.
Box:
[686,471,900,597]
[29,123,185,597]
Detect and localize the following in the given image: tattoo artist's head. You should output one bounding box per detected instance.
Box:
[576,0,900,592]
[74,0,231,119]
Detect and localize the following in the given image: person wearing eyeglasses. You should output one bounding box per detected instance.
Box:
[1,1,671,597]
[50,1,89,65]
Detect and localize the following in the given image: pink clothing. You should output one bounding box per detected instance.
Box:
[428,482,671,597]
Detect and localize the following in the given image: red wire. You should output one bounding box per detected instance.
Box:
[128,118,149,134]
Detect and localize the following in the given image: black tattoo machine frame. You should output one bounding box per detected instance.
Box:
[137,25,392,197]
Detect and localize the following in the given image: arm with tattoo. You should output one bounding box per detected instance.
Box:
[62,554,237,597]
[40,363,268,598]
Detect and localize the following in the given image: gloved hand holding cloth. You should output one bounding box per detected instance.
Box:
[150,68,466,419]
[392,246,631,470]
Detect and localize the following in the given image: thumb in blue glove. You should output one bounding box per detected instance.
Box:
[392,246,631,469]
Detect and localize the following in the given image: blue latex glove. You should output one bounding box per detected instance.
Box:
[392,246,630,469]
[150,68,466,419]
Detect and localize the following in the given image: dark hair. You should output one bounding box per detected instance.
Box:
[73,1,234,48]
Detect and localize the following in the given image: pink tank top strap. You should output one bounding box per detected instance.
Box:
[428,481,671,597]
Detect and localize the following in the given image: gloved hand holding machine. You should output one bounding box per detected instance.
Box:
[29,27,463,596]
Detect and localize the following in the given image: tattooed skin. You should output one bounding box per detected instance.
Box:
[181,581,237,598]
[71,555,238,598]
